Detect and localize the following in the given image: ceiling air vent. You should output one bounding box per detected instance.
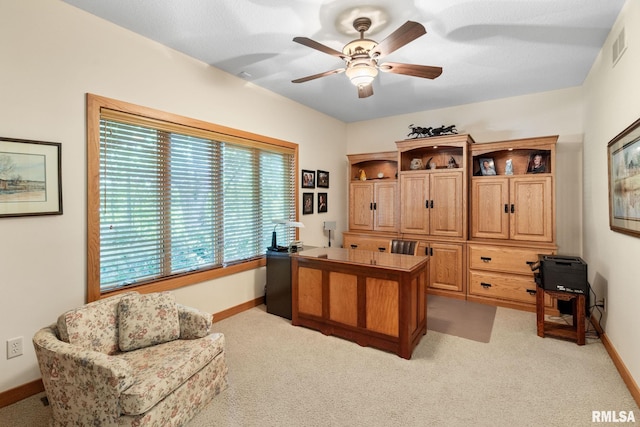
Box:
[612,27,627,67]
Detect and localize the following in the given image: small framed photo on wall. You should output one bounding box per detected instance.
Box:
[318,192,327,213]
[302,192,314,215]
[317,170,329,188]
[302,170,315,188]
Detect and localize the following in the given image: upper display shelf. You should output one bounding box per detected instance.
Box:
[469,135,558,177]
[347,151,397,181]
[396,133,474,172]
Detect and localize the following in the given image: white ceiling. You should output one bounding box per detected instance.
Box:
[62,0,624,123]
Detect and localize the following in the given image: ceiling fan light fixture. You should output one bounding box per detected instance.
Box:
[345,60,378,87]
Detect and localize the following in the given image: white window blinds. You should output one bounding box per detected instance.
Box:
[98,116,295,292]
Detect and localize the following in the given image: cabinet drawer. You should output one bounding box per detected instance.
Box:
[468,244,553,275]
[469,270,538,304]
[343,235,391,253]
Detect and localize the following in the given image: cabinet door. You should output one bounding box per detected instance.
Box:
[400,174,429,234]
[470,177,509,239]
[349,182,374,231]
[430,172,463,237]
[428,242,464,292]
[373,181,398,232]
[510,176,553,242]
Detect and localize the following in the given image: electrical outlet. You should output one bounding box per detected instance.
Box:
[7,337,23,359]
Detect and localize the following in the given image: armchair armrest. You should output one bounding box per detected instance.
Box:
[33,325,135,425]
[177,304,212,339]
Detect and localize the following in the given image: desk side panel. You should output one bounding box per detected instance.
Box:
[366,278,399,337]
[329,272,358,327]
[298,267,323,317]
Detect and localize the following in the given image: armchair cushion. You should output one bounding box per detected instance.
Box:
[178,304,212,339]
[118,292,180,352]
[118,333,226,415]
[57,292,137,355]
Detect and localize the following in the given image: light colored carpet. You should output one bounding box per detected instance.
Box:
[427,295,496,343]
[1,303,638,427]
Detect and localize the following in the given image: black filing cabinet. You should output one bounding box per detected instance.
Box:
[266,249,294,319]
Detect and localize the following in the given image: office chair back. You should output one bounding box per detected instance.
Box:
[390,239,418,256]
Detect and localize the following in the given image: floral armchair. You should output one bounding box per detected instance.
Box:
[33,291,228,426]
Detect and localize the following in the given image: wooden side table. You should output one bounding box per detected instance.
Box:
[536,287,585,345]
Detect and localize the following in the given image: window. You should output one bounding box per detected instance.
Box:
[87,94,298,301]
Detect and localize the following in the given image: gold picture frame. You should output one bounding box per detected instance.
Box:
[608,117,640,238]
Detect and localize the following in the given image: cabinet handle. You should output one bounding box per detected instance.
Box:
[480,256,492,263]
[373,202,377,210]
[350,244,358,249]
[370,202,374,210]
[510,204,515,213]
[430,200,434,209]
[526,289,537,295]
[429,247,433,256]
[480,282,492,289]
[425,200,429,209]
[504,204,508,213]
[378,247,386,252]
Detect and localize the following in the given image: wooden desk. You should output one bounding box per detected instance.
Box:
[536,287,585,345]
[291,247,429,359]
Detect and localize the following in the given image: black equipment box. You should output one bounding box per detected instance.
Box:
[538,255,588,294]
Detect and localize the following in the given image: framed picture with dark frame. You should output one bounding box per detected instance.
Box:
[479,157,497,176]
[318,192,327,213]
[527,152,547,174]
[0,137,63,218]
[317,170,329,188]
[302,169,315,188]
[608,117,640,238]
[302,192,314,215]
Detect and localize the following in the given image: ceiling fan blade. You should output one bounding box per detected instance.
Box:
[292,68,345,83]
[293,37,349,60]
[357,84,374,98]
[370,21,426,58]
[379,62,442,79]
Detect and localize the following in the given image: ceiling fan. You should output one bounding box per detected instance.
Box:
[292,17,442,98]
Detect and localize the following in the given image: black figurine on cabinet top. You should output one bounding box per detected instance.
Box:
[407,124,458,139]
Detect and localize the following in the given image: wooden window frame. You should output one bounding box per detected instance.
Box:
[86,93,299,302]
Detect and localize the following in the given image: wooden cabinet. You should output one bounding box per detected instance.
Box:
[343,231,393,253]
[468,136,558,311]
[394,134,472,298]
[400,172,464,237]
[347,152,398,233]
[471,175,553,242]
[469,136,556,243]
[343,133,559,313]
[349,180,397,232]
[396,135,473,240]
[417,240,465,294]
[467,243,556,310]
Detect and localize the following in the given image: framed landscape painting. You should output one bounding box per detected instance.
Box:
[0,137,62,218]
[608,117,640,238]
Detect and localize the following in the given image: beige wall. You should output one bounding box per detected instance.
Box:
[346,87,585,255]
[0,0,347,392]
[583,0,640,388]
